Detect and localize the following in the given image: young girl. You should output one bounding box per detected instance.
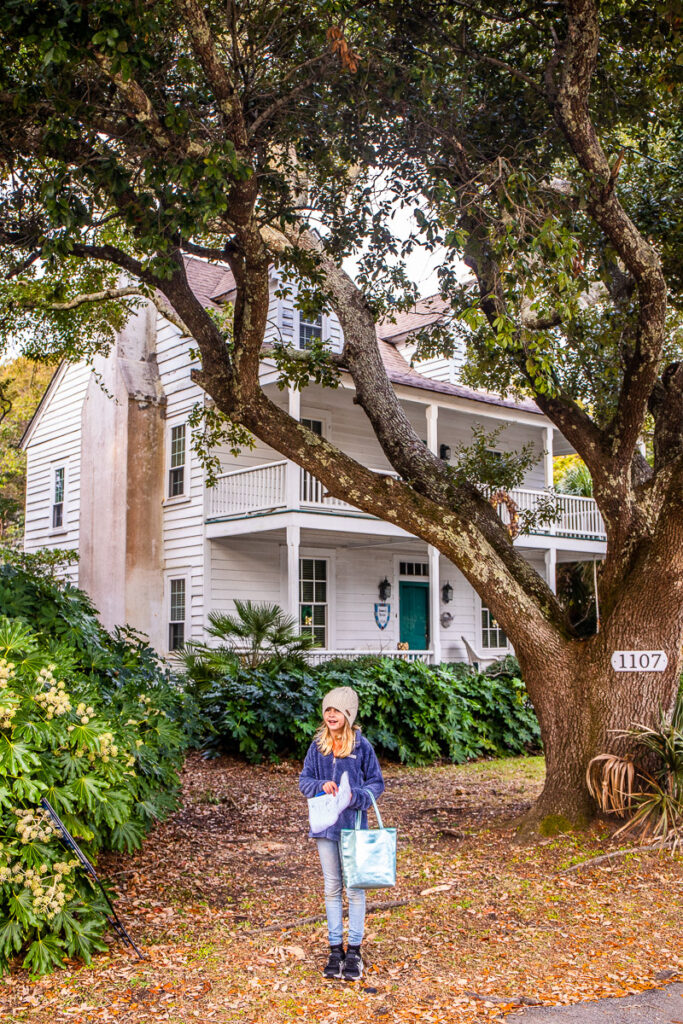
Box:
[299,686,384,981]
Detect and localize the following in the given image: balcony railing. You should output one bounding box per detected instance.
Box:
[496,487,605,540]
[207,462,606,540]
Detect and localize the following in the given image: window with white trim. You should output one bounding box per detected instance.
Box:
[299,312,323,350]
[481,605,508,649]
[168,578,186,650]
[299,558,327,646]
[52,466,65,529]
[168,423,186,497]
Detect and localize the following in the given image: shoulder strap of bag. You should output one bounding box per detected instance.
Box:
[354,790,383,830]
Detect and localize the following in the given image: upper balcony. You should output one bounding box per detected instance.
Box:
[205,461,606,542]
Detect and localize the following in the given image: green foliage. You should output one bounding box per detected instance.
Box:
[177,601,319,673]
[187,404,255,488]
[0,565,187,975]
[448,424,538,492]
[613,685,683,847]
[0,359,55,541]
[556,460,594,497]
[181,654,540,766]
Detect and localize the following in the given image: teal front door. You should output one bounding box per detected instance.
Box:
[399,581,429,649]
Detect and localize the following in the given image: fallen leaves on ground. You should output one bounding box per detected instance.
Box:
[2,753,681,1024]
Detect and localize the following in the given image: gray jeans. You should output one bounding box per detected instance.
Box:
[316,838,366,946]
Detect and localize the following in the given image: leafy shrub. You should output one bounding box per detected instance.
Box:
[0,566,187,976]
[183,655,541,765]
[587,681,683,846]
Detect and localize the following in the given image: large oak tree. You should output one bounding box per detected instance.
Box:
[1,0,681,820]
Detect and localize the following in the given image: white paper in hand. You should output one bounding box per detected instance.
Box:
[307,771,352,833]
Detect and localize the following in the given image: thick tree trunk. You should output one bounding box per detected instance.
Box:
[519,595,683,824]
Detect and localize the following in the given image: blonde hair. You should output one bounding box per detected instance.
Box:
[315,718,359,758]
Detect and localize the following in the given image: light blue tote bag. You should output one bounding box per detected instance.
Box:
[339,791,397,890]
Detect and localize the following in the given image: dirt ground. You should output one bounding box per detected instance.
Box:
[2,753,682,1024]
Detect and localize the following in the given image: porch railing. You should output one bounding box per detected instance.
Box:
[207,461,606,540]
[304,649,432,665]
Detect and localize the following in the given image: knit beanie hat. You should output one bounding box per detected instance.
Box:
[322,686,359,728]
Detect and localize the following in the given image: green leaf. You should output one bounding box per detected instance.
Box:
[23,933,65,976]
[0,917,23,957]
[0,736,40,775]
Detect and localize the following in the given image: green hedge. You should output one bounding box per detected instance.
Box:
[186,655,541,764]
[0,565,188,975]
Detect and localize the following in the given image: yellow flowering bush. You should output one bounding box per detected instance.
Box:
[0,598,187,977]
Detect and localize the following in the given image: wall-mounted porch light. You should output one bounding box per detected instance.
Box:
[439,444,451,461]
[441,581,454,603]
[378,577,392,601]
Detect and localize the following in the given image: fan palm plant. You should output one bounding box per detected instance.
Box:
[176,600,319,677]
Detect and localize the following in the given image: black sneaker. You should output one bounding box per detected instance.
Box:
[323,944,345,978]
[342,945,363,981]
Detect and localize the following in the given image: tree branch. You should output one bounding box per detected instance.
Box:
[21,284,191,336]
[551,0,668,472]
[249,54,334,136]
[174,0,247,148]
[91,53,177,154]
[259,222,570,639]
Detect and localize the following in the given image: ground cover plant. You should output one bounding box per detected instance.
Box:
[2,753,681,1024]
[181,655,541,765]
[0,566,188,975]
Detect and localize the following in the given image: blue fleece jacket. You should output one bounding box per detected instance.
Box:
[298,731,385,840]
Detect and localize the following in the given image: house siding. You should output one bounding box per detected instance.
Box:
[23,360,93,581]
[156,316,207,640]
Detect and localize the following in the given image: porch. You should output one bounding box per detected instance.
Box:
[205,460,606,542]
[205,526,571,668]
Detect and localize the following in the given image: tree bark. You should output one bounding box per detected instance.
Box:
[521,556,683,822]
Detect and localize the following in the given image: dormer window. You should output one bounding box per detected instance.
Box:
[299,312,322,349]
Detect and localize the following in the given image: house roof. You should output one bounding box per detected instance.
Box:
[377,293,451,344]
[183,256,236,308]
[183,255,541,415]
[375,337,541,414]
[19,362,66,449]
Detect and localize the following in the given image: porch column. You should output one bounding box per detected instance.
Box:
[429,545,442,664]
[545,547,557,594]
[426,402,438,454]
[544,426,554,489]
[286,524,301,627]
[286,387,301,509]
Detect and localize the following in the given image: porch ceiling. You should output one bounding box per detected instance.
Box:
[209,524,430,550]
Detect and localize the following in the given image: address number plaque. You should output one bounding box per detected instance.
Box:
[611,650,669,672]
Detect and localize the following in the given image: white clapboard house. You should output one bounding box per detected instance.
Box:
[21,257,606,664]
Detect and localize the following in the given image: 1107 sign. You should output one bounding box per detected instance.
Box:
[611,650,669,672]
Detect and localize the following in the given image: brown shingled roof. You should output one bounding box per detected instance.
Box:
[376,338,540,414]
[377,294,450,343]
[183,255,235,309]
